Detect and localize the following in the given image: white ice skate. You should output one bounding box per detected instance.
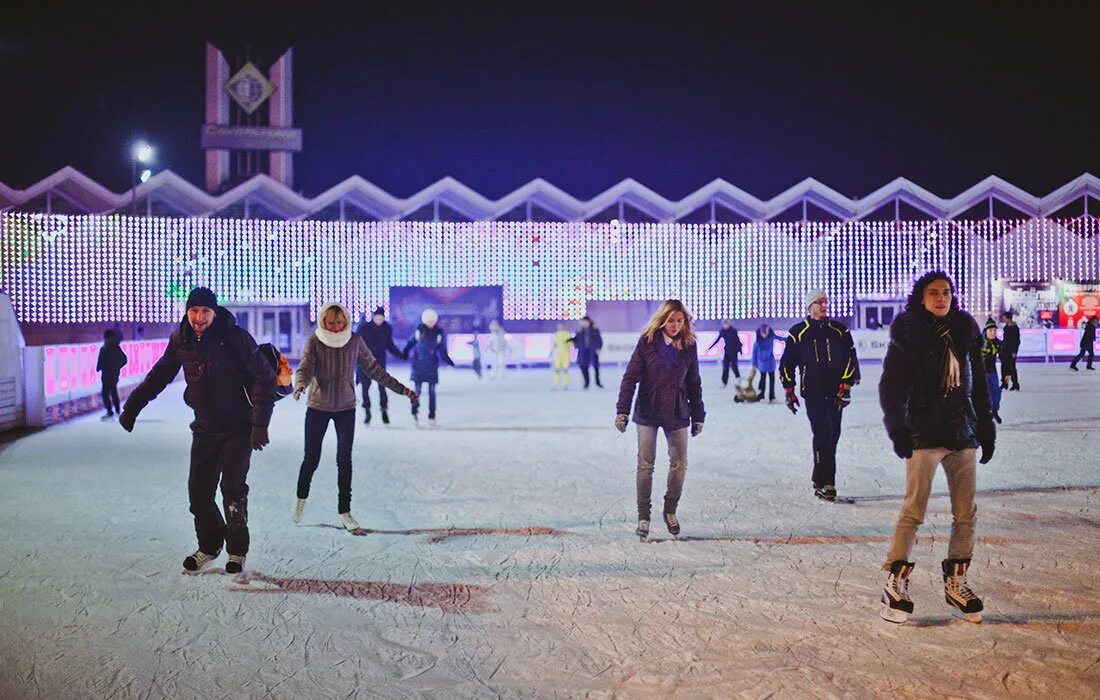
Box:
[943,558,983,623]
[340,512,361,532]
[292,497,306,525]
[636,519,650,540]
[880,560,915,623]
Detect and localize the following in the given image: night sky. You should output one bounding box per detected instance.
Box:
[1,1,1097,200]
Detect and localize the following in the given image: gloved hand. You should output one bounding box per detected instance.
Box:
[250,425,270,451]
[977,418,996,464]
[784,386,800,415]
[691,422,704,437]
[293,386,304,401]
[836,383,852,410]
[118,410,137,433]
[614,414,628,433]
[889,428,913,459]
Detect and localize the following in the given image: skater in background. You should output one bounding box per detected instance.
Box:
[294,302,417,531]
[615,299,705,539]
[355,306,403,425]
[982,319,1003,423]
[469,329,483,378]
[779,290,860,502]
[97,328,128,420]
[707,320,743,387]
[751,323,780,402]
[119,287,274,575]
[402,309,455,426]
[552,322,573,389]
[487,319,511,380]
[878,271,995,624]
[1069,315,1097,371]
[1000,311,1021,390]
[572,315,604,388]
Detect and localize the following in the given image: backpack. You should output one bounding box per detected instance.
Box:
[257,342,294,401]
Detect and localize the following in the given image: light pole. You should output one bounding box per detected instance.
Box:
[130,141,154,215]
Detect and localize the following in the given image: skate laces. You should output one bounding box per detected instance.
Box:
[887,572,912,601]
[664,513,679,528]
[947,574,977,601]
[227,554,245,565]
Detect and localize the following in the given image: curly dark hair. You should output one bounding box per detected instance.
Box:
[906,270,959,314]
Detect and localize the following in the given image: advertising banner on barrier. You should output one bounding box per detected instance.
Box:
[389,286,504,340]
[1056,281,1100,329]
[997,280,1059,329]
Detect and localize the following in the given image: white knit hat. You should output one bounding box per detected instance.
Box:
[421,308,439,325]
[805,289,827,308]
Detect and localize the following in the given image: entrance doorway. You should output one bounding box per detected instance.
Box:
[223,303,311,359]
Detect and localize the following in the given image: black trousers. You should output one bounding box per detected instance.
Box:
[360,377,389,412]
[101,377,120,413]
[1072,346,1095,368]
[757,370,776,400]
[804,394,844,487]
[1000,354,1019,388]
[189,428,252,556]
[298,408,356,513]
[578,350,601,387]
[721,355,741,384]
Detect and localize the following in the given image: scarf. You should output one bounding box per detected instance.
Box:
[931,317,961,396]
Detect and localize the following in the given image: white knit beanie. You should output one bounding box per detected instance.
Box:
[805,289,827,308]
[421,309,439,326]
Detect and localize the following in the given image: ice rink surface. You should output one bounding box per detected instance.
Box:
[1,361,1098,698]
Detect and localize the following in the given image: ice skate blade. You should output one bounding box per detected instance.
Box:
[951,609,983,623]
[880,605,909,624]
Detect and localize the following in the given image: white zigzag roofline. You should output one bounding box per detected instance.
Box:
[1,167,1097,221]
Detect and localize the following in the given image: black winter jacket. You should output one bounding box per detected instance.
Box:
[356,320,402,367]
[707,327,743,357]
[616,334,705,430]
[124,308,275,432]
[779,318,860,397]
[1081,321,1097,349]
[879,309,993,451]
[403,324,454,383]
[1001,324,1021,355]
[97,339,128,382]
[571,327,604,355]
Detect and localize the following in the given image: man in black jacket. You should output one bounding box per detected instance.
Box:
[878,271,995,624]
[572,316,604,388]
[779,290,860,502]
[707,320,743,386]
[999,311,1021,390]
[355,306,403,423]
[1069,315,1097,370]
[119,287,274,575]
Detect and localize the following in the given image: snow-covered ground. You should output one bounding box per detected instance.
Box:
[1,362,1098,698]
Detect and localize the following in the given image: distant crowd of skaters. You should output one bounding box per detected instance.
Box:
[107,272,1096,625]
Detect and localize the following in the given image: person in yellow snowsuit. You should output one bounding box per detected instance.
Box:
[552,323,574,388]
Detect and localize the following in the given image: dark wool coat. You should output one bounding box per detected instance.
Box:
[616,334,705,430]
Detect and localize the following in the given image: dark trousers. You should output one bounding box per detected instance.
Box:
[360,378,389,412]
[804,394,844,487]
[101,377,120,413]
[578,350,601,387]
[412,381,437,418]
[757,370,776,400]
[721,355,741,385]
[1000,355,1019,388]
[188,429,252,556]
[298,408,356,513]
[1071,346,1095,368]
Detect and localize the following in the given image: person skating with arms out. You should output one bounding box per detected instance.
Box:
[402,309,454,426]
[293,302,417,531]
[355,306,404,425]
[707,320,743,387]
[615,300,705,539]
[879,271,995,624]
[779,290,861,502]
[119,287,274,575]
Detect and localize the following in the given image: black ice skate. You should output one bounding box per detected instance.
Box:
[182,548,221,572]
[636,519,650,540]
[381,410,390,424]
[663,512,680,536]
[880,560,915,623]
[364,409,371,425]
[814,485,837,502]
[225,554,246,575]
[943,558,983,622]
[992,410,1002,424]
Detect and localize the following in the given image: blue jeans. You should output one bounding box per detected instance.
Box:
[635,425,689,520]
[412,381,437,418]
[986,371,1002,411]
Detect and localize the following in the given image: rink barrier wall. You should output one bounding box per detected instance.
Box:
[22,338,171,427]
[0,292,25,432]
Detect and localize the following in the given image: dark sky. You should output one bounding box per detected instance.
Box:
[1,1,1097,200]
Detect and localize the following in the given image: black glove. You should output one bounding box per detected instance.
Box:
[889,428,913,459]
[118,410,137,433]
[977,419,996,464]
[691,422,704,437]
[250,425,270,451]
[784,387,800,415]
[835,383,852,410]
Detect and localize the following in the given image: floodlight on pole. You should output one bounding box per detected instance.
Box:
[130,140,156,215]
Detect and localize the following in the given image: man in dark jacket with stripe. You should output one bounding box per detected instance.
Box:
[120,287,275,575]
[355,306,404,424]
[779,289,861,502]
[877,271,994,624]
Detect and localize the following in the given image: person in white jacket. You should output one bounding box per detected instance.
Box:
[487,319,512,380]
